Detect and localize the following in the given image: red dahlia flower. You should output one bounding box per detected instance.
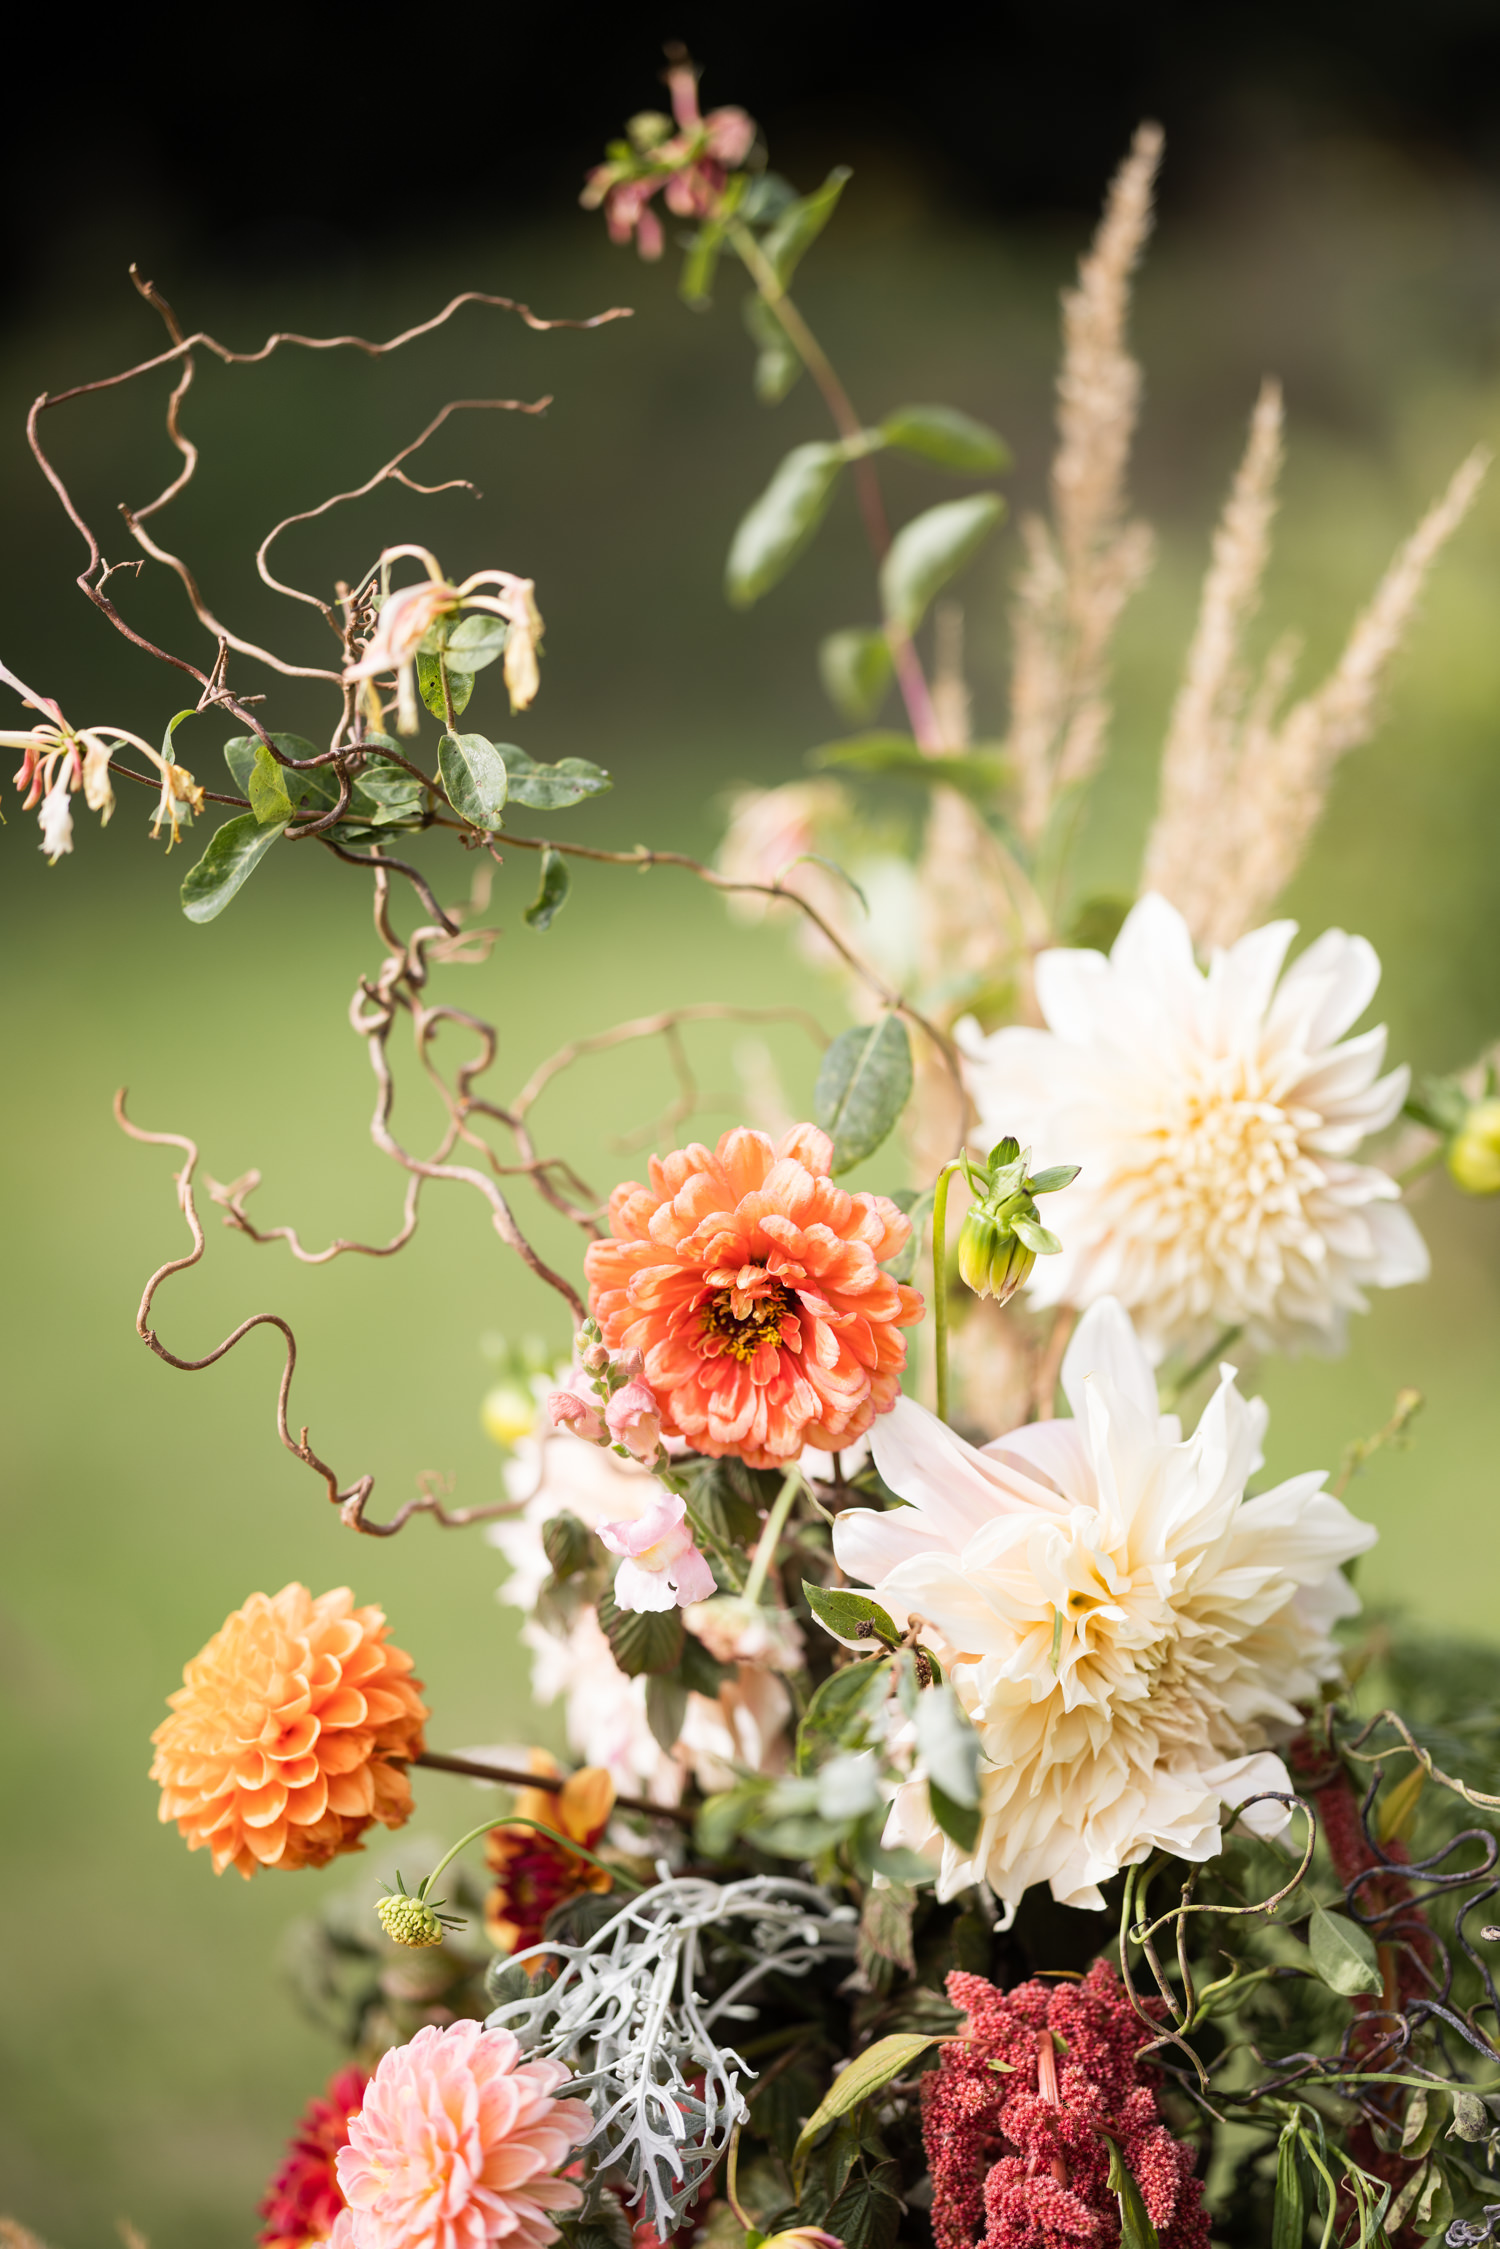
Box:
[258,2065,368,2248]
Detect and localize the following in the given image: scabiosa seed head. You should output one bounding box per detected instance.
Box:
[376,1891,446,1948]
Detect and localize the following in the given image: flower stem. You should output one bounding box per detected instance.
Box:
[743,1465,802,1608]
[932,1158,965,1426]
[1396,1143,1445,1189]
[1159,1325,1243,1411]
[725,2121,752,2231]
[416,1813,644,1904]
[726,219,941,750]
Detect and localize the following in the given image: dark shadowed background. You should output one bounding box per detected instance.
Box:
[3,4,1500,2241]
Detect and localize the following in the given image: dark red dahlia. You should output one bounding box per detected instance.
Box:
[921,1961,1208,2249]
[257,2065,368,2248]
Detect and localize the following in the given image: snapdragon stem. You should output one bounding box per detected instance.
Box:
[743,1466,802,1609]
[1159,1325,1243,1411]
[932,1159,965,1427]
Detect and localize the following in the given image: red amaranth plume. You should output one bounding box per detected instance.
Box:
[921,1961,1208,2249]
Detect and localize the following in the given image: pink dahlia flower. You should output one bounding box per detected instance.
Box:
[332,2020,589,2249]
[584,1124,923,1470]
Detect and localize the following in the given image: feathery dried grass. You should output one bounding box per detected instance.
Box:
[1146,442,1488,947]
[1010,122,1161,849]
[1144,379,1285,912]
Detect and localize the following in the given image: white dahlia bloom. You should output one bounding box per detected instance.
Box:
[832,1297,1374,1920]
[957,892,1426,1357]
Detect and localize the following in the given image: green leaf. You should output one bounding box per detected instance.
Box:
[802,1581,900,1647]
[418,649,474,720]
[726,441,846,607]
[524,847,571,931]
[679,217,729,308]
[541,1512,592,1580]
[645,1675,688,1753]
[1272,2121,1306,2249]
[813,1015,914,1174]
[678,1631,732,1700]
[1446,2088,1491,2142]
[180,812,288,923]
[1026,1164,1081,1195]
[818,628,893,722]
[596,1586,683,1676]
[1011,1214,1062,1257]
[1065,893,1132,953]
[502,748,613,810]
[350,750,426,826]
[694,1781,770,1859]
[858,1882,916,1977]
[760,167,852,286]
[225,732,334,804]
[880,404,1010,474]
[743,293,802,405]
[880,494,1005,632]
[1307,1901,1385,1997]
[791,2032,937,2192]
[808,733,1010,798]
[1104,2136,1161,2249]
[928,1777,981,1853]
[445,613,510,671]
[248,743,293,825]
[438,731,507,830]
[796,1653,893,1771]
[884,1184,934,1284]
[915,1683,980,1807]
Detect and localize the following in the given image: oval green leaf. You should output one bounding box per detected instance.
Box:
[791,2031,938,2192]
[760,167,852,287]
[502,748,613,811]
[445,613,510,672]
[915,1683,981,1808]
[880,494,1005,632]
[180,812,288,923]
[809,732,1011,798]
[523,847,571,931]
[818,627,892,722]
[929,1777,981,1854]
[418,650,474,720]
[813,1015,914,1174]
[248,742,293,825]
[438,731,507,830]
[596,1586,683,1676]
[726,441,846,607]
[880,404,1010,474]
[802,1581,900,1647]
[1307,1901,1384,1997]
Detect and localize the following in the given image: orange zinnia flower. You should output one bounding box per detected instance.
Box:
[150,1583,427,1878]
[584,1124,923,1470]
[485,1754,616,1953]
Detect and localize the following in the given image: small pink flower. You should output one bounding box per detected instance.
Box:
[333,2019,588,2249]
[598,1493,716,1612]
[605,1379,664,1464]
[547,1390,607,1446]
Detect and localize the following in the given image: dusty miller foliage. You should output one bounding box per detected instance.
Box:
[486,1875,858,2234]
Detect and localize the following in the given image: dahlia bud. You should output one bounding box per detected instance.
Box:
[1448,1099,1500,1196]
[953,1136,1079,1306]
[957,1205,1036,1306]
[376,1892,446,1949]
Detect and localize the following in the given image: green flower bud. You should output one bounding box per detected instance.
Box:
[957,1203,1036,1306]
[377,1891,446,1949]
[1448,1099,1500,1196]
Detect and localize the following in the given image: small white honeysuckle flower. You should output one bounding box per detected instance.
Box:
[343,546,545,735]
[79,732,116,822]
[37,766,74,861]
[832,1296,1375,1923]
[957,891,1426,1358]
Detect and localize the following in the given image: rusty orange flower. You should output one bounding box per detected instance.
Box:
[150,1583,427,1878]
[485,1754,616,1953]
[584,1124,923,1470]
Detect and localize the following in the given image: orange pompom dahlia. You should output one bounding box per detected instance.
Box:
[150,1583,427,1878]
[584,1123,923,1470]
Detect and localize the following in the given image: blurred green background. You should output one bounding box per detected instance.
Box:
[4,73,1500,2249]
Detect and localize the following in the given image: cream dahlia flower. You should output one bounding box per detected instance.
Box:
[957,893,1426,1357]
[832,1298,1375,1919]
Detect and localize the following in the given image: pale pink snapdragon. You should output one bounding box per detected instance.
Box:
[546,1388,607,1446]
[598,1493,716,1612]
[604,1378,664,1464]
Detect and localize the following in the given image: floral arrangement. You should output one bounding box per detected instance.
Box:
[10,44,1500,2249]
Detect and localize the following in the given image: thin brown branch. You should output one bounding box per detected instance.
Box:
[414,1748,694,1827]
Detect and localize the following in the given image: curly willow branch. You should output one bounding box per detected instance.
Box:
[112,1090,539,1538]
[26,281,631,746]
